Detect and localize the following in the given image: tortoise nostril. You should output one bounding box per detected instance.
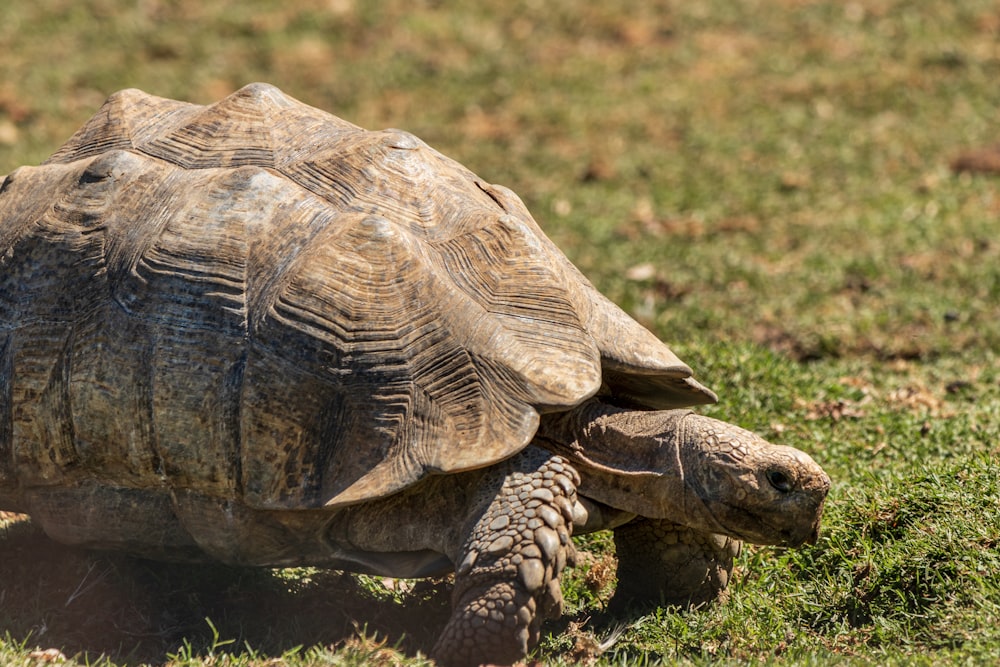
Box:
[767,469,793,493]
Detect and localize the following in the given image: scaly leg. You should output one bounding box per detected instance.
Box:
[432,448,580,667]
[612,518,741,610]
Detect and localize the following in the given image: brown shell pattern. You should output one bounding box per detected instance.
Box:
[0,83,714,509]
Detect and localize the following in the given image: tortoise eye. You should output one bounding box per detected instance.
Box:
[767,469,793,493]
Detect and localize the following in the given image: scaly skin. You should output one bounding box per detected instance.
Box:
[612,517,741,609]
[432,448,580,667]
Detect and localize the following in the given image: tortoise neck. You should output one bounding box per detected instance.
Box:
[537,400,688,472]
[536,401,721,527]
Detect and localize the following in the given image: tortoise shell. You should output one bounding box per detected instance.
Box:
[0,83,714,511]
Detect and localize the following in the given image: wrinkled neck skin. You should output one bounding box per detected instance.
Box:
[537,403,726,533]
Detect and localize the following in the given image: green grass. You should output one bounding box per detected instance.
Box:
[2,0,999,664]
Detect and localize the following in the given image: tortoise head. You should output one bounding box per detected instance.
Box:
[538,404,830,547]
[675,414,830,546]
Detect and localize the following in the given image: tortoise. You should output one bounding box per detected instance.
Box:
[0,83,829,666]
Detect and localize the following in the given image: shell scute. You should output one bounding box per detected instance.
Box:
[45,88,193,165]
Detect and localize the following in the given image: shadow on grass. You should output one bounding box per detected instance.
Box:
[0,517,451,665]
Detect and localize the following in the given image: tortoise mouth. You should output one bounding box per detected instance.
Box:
[715,502,825,547]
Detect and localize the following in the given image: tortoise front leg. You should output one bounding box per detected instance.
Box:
[432,448,580,667]
[611,518,741,610]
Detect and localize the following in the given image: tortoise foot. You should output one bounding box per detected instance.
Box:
[432,449,580,667]
[612,517,741,610]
